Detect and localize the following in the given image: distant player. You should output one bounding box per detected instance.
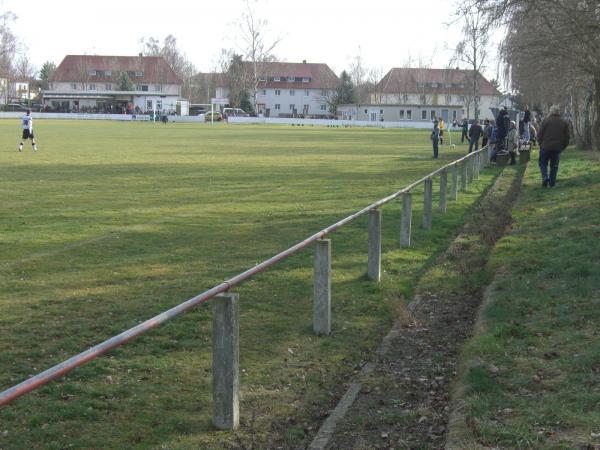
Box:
[18,109,38,152]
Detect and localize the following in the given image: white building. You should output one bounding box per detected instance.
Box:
[43,55,181,114]
[215,61,339,118]
[339,67,502,123]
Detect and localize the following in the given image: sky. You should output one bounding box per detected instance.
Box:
[2,0,501,80]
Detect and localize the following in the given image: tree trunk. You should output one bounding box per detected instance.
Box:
[592,75,600,152]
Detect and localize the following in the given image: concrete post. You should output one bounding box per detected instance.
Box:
[367,209,381,282]
[480,150,487,171]
[468,156,475,183]
[474,153,480,179]
[451,164,458,201]
[400,192,412,248]
[212,293,240,430]
[487,146,492,166]
[423,178,433,230]
[314,239,331,336]
[461,160,468,193]
[439,169,448,214]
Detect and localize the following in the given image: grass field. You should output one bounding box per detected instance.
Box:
[0,120,497,449]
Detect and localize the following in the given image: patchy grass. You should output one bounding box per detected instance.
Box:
[0,120,497,449]
[449,150,600,449]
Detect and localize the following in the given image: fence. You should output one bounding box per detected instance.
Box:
[0,145,494,430]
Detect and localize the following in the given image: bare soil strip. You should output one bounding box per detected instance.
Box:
[314,166,524,450]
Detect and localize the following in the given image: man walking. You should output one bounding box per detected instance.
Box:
[460,118,469,143]
[18,109,38,152]
[537,105,570,188]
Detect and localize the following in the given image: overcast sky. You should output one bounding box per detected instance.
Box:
[2,0,501,80]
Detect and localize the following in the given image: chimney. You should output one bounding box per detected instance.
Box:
[303,60,307,64]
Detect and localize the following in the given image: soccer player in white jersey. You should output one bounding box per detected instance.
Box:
[18,109,38,152]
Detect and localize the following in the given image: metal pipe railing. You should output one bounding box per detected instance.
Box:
[0,145,490,407]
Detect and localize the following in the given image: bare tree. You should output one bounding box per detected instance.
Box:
[0,11,18,104]
[14,55,36,101]
[470,0,600,150]
[453,5,490,120]
[235,0,281,111]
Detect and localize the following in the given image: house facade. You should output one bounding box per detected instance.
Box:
[43,55,181,114]
[340,68,501,123]
[215,61,339,118]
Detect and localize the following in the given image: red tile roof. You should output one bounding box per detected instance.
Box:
[376,68,499,96]
[215,61,339,89]
[51,55,181,84]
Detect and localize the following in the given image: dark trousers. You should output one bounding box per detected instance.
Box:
[482,137,488,148]
[539,149,561,186]
[432,139,439,158]
[461,130,468,143]
[468,137,479,153]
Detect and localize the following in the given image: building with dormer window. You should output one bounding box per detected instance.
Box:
[215,61,339,118]
[42,55,181,114]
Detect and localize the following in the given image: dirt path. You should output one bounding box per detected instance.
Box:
[312,166,524,450]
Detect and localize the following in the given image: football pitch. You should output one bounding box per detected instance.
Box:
[0,120,494,448]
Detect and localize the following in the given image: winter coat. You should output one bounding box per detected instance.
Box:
[468,123,483,140]
[538,114,570,152]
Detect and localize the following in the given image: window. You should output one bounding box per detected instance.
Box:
[402,94,409,103]
[88,83,96,91]
[260,89,266,95]
[302,77,310,83]
[407,110,412,120]
[430,110,436,120]
[399,110,405,119]
[105,70,112,77]
[321,104,327,111]
[445,95,452,104]
[88,69,96,76]
[421,110,427,120]
[459,96,465,102]
[287,76,295,82]
[275,89,281,96]
[274,76,281,82]
[147,100,153,110]
[289,89,295,96]
[380,109,384,114]
[105,84,112,90]
[156,100,162,110]
[419,95,426,103]
[289,104,295,111]
[135,71,143,77]
[475,96,481,102]
[155,85,162,92]
[275,104,281,110]
[71,83,77,90]
[431,83,438,88]
[304,89,310,96]
[417,82,425,88]
[445,83,452,88]
[321,90,328,96]
[259,76,266,82]
[303,104,309,112]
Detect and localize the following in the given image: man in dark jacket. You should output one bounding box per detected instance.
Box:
[468,119,483,153]
[482,119,491,148]
[493,106,509,159]
[460,118,469,143]
[537,105,570,188]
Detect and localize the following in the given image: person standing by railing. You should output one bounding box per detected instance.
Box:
[468,119,483,153]
[431,121,440,159]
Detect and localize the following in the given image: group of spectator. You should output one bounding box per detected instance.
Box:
[430,103,570,188]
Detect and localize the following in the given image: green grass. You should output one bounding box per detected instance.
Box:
[1,120,496,449]
[451,150,600,449]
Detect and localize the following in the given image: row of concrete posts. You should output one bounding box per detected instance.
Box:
[211,146,493,430]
